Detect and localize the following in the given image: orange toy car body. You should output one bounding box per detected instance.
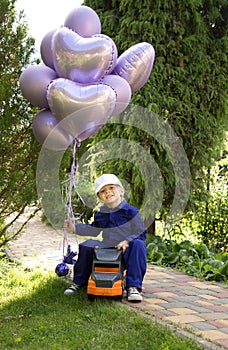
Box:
[87,248,125,300]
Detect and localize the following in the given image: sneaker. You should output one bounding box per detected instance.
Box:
[64,284,81,296]
[127,287,143,302]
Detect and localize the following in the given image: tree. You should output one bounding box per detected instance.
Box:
[196,135,228,252]
[0,0,40,247]
[82,0,228,231]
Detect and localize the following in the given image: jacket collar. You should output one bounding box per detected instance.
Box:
[100,199,128,213]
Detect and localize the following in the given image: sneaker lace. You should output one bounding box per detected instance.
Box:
[129,287,139,294]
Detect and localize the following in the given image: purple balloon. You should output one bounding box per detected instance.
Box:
[40,29,57,69]
[19,65,58,108]
[46,78,116,141]
[52,27,117,83]
[32,109,74,150]
[73,124,105,143]
[112,42,155,92]
[101,75,132,115]
[64,5,101,37]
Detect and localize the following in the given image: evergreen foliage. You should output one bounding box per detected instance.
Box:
[83,0,228,226]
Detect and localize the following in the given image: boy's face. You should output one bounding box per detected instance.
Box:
[97,184,124,208]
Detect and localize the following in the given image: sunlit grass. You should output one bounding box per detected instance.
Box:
[0,258,204,350]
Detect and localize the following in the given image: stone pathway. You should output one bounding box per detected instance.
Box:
[6,209,228,350]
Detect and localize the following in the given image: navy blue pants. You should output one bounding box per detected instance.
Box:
[73,238,147,291]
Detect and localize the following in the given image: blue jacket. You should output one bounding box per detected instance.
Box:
[76,200,146,246]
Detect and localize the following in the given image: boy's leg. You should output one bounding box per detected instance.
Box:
[64,240,104,295]
[123,239,147,292]
[72,242,95,286]
[64,242,94,295]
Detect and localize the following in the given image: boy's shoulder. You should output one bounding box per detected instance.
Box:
[121,201,138,213]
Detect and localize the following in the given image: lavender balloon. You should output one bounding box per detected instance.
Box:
[113,42,155,92]
[64,5,101,37]
[32,109,73,150]
[47,78,116,141]
[52,27,117,83]
[101,75,132,116]
[40,29,57,69]
[19,65,57,108]
[67,122,105,143]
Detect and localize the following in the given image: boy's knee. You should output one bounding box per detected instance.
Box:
[129,239,146,251]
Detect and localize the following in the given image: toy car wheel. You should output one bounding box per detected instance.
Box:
[115,291,124,301]
[88,294,95,301]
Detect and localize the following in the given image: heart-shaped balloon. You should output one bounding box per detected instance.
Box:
[112,42,155,92]
[32,109,74,150]
[52,27,117,84]
[101,75,132,116]
[47,78,116,141]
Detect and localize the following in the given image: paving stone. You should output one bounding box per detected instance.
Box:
[220,328,228,335]
[182,287,214,296]
[148,271,175,280]
[143,281,159,286]
[143,287,168,293]
[188,321,217,331]
[173,281,196,286]
[169,307,198,315]
[212,292,228,298]
[199,312,228,321]
[196,300,217,307]
[204,304,228,312]
[198,294,218,300]
[143,297,168,304]
[143,279,158,284]
[173,304,211,314]
[159,309,177,316]
[153,291,180,298]
[143,300,164,310]
[163,314,204,324]
[174,295,200,302]
[200,329,228,341]
[158,301,199,309]
[173,277,194,282]
[189,282,224,291]
[214,338,228,349]
[209,320,228,328]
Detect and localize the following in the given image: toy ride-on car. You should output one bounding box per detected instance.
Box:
[87,247,125,301]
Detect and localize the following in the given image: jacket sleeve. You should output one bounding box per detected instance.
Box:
[75,213,103,237]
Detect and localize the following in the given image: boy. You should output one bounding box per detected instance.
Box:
[64,174,147,302]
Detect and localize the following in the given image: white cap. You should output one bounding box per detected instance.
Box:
[94,174,123,194]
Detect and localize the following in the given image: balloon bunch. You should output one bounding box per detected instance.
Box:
[19,5,155,150]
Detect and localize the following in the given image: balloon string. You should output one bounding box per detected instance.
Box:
[67,139,78,220]
[62,138,83,258]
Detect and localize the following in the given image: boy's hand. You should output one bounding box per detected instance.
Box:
[115,240,129,254]
[64,219,75,233]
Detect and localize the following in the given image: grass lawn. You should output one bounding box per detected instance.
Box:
[0,259,205,350]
